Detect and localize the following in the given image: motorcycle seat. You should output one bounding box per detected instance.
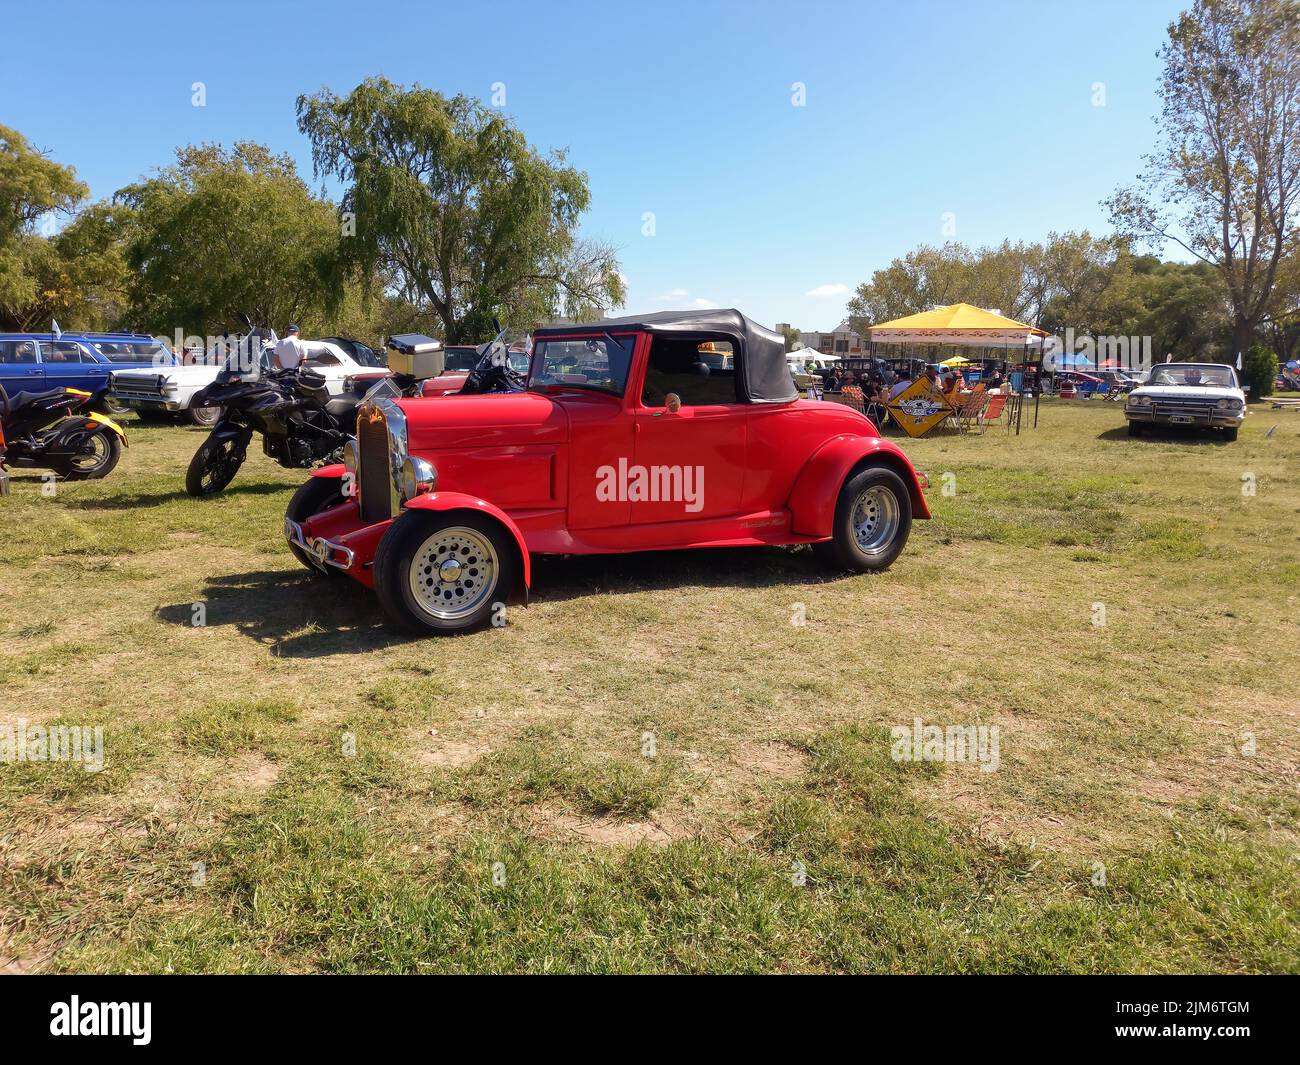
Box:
[4,388,70,412]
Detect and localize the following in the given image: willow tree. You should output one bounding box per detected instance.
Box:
[296,78,623,342]
[1107,0,1300,358]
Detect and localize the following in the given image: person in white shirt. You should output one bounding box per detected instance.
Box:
[888,372,913,399]
[274,324,307,370]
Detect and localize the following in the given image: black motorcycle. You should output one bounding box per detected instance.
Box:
[184,365,373,497]
[0,383,127,491]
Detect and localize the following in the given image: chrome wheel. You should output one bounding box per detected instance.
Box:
[851,484,901,556]
[407,526,499,621]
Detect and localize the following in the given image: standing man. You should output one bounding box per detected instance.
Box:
[275,324,306,370]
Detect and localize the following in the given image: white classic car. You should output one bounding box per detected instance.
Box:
[108,336,387,425]
[1124,362,1247,441]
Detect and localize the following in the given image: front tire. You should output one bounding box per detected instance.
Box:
[374,510,517,635]
[285,476,347,577]
[1223,426,1239,442]
[812,465,912,573]
[1128,422,1143,437]
[185,434,246,497]
[188,403,222,427]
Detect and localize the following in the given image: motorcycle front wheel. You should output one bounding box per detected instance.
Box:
[185,435,246,497]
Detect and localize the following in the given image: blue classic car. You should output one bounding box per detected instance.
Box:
[0,331,176,413]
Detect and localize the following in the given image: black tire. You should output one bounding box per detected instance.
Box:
[285,475,348,577]
[1128,422,1143,437]
[188,404,222,427]
[1223,426,1239,442]
[185,434,246,497]
[374,510,518,635]
[60,430,121,481]
[812,464,913,573]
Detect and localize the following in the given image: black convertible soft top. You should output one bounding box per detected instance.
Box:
[533,309,797,404]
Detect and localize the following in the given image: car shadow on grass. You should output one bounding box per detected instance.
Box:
[154,568,407,657]
[63,482,290,509]
[151,546,839,654]
[529,544,840,607]
[1096,425,1236,445]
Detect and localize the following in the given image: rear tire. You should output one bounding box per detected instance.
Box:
[285,476,348,577]
[185,434,246,497]
[374,510,518,635]
[60,430,121,481]
[812,465,912,573]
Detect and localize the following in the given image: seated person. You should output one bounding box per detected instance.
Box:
[888,372,913,399]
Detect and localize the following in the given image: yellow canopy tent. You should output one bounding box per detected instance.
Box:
[868,304,1050,435]
[868,303,1048,347]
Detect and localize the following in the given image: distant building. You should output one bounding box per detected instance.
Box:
[799,321,866,356]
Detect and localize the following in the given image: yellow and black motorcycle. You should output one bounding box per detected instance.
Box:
[0,384,127,492]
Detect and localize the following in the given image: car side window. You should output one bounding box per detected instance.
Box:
[0,340,38,364]
[641,337,739,407]
[40,341,87,363]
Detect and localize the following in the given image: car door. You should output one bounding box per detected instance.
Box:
[630,335,748,524]
[0,339,44,394]
[38,340,109,393]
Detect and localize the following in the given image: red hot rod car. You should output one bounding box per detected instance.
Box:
[283,309,930,634]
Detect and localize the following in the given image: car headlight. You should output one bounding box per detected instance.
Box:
[1128,394,1152,407]
[1215,398,1242,410]
[399,455,437,501]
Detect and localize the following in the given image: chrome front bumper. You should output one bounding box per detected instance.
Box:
[284,517,356,572]
[1125,410,1243,428]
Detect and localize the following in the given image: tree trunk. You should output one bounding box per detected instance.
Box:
[1231,319,1255,362]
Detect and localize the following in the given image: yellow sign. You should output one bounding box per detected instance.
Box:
[886,379,952,438]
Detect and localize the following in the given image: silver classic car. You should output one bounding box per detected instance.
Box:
[1125,363,1247,441]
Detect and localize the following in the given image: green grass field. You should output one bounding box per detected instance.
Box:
[1,398,1297,973]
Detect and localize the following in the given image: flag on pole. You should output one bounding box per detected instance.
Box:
[1236,352,1243,370]
[51,320,62,340]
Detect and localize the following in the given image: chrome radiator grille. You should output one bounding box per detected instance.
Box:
[1150,397,1217,419]
[357,405,393,523]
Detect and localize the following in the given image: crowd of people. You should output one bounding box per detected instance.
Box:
[817,362,1010,405]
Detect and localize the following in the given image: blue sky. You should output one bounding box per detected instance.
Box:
[3,0,1186,331]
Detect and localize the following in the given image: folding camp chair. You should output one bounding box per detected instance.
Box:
[954,385,987,433]
[978,391,1008,434]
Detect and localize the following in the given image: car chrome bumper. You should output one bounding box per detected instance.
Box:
[284,517,356,571]
[1125,411,1243,428]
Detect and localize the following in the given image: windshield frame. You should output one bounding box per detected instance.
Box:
[527,332,638,397]
[1146,364,1238,388]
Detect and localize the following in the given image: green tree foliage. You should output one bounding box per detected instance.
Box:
[1107,0,1300,357]
[846,233,1124,332]
[296,78,624,343]
[0,123,89,329]
[1242,342,1278,396]
[116,142,342,336]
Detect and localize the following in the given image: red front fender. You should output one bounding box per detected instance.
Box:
[788,435,930,539]
[401,492,531,590]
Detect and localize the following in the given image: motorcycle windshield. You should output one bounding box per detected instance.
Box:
[362,377,402,403]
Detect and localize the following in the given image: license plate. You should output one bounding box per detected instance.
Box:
[1170,415,1192,424]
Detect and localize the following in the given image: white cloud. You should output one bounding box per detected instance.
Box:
[805,283,849,298]
[653,288,719,310]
